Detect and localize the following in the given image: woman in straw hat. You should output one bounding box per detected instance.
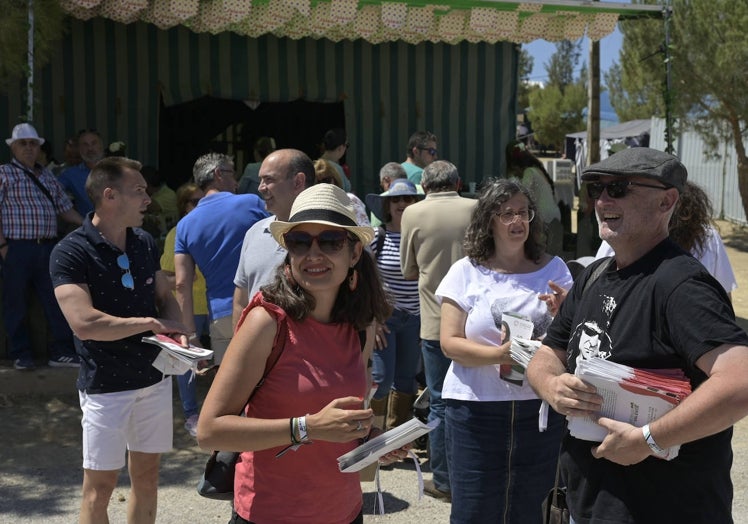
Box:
[198,184,398,524]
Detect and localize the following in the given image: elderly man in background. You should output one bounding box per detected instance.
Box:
[0,123,82,370]
[400,160,476,500]
[175,153,268,366]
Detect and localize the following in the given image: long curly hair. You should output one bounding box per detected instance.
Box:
[261,241,391,331]
[670,181,714,257]
[463,178,545,265]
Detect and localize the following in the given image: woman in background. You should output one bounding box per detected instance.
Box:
[160,182,207,438]
[506,141,563,256]
[365,179,424,430]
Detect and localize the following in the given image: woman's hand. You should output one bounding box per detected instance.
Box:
[538,280,568,316]
[306,396,374,443]
[374,323,390,350]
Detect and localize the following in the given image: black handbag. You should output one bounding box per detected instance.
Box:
[542,431,569,524]
[196,314,288,500]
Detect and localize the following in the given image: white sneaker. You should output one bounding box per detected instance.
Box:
[184,414,199,438]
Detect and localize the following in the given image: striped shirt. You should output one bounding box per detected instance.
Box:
[0,159,73,239]
[370,228,420,315]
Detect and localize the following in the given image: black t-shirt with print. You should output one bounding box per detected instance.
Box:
[545,238,748,524]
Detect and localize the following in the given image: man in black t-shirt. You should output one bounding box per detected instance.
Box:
[527,148,748,524]
[50,157,189,523]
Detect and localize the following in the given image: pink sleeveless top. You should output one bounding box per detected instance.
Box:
[234,297,366,524]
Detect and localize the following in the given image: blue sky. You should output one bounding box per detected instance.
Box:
[523,27,623,85]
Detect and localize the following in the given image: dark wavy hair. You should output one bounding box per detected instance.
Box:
[505,141,555,192]
[670,181,714,257]
[261,241,391,330]
[463,178,545,264]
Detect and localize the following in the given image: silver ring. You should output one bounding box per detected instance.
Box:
[356,421,363,431]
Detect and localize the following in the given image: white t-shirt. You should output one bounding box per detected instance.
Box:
[436,256,573,402]
[595,225,737,293]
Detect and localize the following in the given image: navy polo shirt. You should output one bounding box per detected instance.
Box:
[50,215,165,394]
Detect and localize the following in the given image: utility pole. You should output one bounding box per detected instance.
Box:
[26,0,35,122]
[586,1,600,166]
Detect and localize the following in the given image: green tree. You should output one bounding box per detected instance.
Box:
[0,0,66,91]
[527,39,587,150]
[607,0,748,216]
[517,46,535,112]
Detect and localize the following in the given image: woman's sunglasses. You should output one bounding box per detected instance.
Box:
[587,180,669,200]
[283,230,354,256]
[388,195,417,204]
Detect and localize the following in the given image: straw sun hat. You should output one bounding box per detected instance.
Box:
[269,184,375,248]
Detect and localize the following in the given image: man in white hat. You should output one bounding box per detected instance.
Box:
[0,123,83,370]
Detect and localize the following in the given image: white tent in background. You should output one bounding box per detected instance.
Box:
[566,119,652,181]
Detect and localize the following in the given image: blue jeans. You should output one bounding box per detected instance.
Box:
[371,309,421,399]
[445,398,564,524]
[421,338,452,492]
[176,314,208,419]
[2,240,74,361]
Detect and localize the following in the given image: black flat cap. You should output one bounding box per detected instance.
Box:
[581,147,687,193]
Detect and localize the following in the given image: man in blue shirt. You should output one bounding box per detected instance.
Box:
[58,129,105,216]
[175,153,269,365]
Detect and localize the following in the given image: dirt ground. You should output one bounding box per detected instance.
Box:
[2,219,748,523]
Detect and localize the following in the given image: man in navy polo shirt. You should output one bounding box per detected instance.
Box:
[50,156,189,524]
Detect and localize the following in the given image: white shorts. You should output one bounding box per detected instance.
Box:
[79,378,173,471]
[209,315,233,365]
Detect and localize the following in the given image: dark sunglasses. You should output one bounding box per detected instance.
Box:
[388,195,417,204]
[587,180,669,200]
[283,230,354,256]
[417,147,438,156]
[116,254,134,290]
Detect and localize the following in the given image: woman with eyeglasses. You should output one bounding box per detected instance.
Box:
[160,182,207,438]
[364,180,425,431]
[198,184,405,524]
[435,179,573,524]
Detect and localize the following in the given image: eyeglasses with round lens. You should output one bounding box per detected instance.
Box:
[388,195,417,204]
[495,209,535,225]
[283,230,354,256]
[586,180,669,200]
[116,254,134,290]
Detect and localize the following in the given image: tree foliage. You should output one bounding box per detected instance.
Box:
[0,0,67,91]
[527,39,587,150]
[517,46,535,112]
[606,0,748,215]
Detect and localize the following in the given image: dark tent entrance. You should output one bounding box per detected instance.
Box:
[158,95,345,189]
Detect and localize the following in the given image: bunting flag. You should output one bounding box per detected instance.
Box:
[58,0,662,44]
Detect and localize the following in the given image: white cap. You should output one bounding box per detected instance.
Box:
[6,123,45,146]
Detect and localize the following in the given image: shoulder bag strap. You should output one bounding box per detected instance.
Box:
[15,161,57,209]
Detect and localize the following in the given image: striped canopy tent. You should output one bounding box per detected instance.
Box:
[1,1,662,193]
[60,0,662,44]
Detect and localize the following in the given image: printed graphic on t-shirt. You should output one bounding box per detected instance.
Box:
[568,292,617,369]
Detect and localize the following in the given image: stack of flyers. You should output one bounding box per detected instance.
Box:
[569,357,691,458]
[143,334,214,376]
[509,338,542,369]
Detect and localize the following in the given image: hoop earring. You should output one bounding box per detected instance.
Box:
[284,264,297,287]
[348,268,358,291]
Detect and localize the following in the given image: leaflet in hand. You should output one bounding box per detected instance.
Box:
[568,357,691,458]
[143,334,213,375]
[337,418,439,473]
[500,312,534,386]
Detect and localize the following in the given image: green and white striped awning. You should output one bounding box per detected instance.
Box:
[59,0,663,44]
